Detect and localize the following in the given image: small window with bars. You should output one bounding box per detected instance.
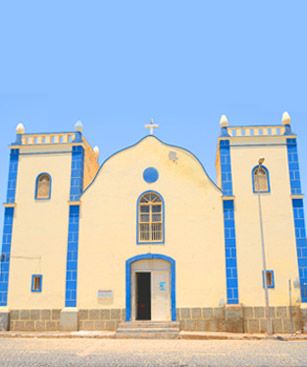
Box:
[262,270,274,289]
[31,275,42,292]
[253,166,270,193]
[138,192,163,243]
[35,173,52,200]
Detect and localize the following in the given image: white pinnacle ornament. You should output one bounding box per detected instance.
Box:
[219,114,229,128]
[282,111,291,125]
[93,145,100,158]
[74,120,84,132]
[16,123,25,134]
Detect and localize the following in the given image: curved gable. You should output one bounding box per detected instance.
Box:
[82,135,221,197]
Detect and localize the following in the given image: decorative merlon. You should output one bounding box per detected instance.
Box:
[20,132,76,145]
[226,125,287,138]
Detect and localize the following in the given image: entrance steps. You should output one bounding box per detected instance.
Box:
[115,321,180,339]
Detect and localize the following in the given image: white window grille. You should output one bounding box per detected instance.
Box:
[36,174,51,199]
[139,192,163,242]
[254,167,269,193]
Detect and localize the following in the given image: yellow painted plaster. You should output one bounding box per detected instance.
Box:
[78,136,226,309]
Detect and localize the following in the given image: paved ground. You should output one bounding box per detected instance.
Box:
[0,338,306,367]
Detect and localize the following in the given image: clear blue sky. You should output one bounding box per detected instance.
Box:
[0,1,307,237]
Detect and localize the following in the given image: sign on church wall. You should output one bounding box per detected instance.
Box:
[97,290,113,304]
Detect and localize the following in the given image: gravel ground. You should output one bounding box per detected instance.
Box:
[0,338,306,367]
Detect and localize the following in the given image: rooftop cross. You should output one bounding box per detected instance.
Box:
[145,119,159,135]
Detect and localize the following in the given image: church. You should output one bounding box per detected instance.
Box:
[0,114,306,335]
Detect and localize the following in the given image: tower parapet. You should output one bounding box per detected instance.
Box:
[20,132,77,146]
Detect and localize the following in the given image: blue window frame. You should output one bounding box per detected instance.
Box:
[31,274,43,292]
[137,191,165,244]
[252,165,270,193]
[35,173,52,200]
[262,270,275,289]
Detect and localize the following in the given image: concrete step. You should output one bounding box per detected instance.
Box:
[115,321,180,339]
[117,327,180,334]
[118,321,180,329]
[115,331,179,339]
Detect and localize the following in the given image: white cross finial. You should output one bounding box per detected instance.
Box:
[145,119,159,135]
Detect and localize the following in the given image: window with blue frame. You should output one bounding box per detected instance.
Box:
[252,166,270,193]
[262,270,275,289]
[31,275,42,292]
[35,173,52,200]
[138,192,163,243]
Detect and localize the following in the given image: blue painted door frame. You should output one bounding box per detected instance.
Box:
[125,253,176,321]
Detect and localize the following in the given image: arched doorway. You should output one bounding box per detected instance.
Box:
[126,254,176,321]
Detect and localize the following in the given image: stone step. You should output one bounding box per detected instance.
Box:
[118,321,180,329]
[115,331,179,339]
[117,327,179,333]
[116,321,180,339]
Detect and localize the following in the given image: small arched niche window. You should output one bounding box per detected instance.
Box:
[138,192,164,243]
[35,173,52,200]
[252,166,270,193]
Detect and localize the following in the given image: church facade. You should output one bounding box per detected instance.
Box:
[0,114,306,334]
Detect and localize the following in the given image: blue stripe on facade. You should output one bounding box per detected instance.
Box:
[64,143,84,307]
[64,205,80,307]
[292,199,307,302]
[287,139,302,195]
[6,149,19,203]
[220,139,239,304]
[223,200,239,304]
[0,208,15,306]
[219,140,233,196]
[0,148,19,306]
[286,138,307,302]
[70,146,84,201]
[125,253,176,322]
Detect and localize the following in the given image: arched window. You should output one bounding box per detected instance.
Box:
[138,192,164,243]
[35,173,52,200]
[253,166,270,193]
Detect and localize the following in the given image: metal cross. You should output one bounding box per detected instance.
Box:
[145,119,159,135]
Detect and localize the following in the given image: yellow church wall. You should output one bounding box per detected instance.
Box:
[7,145,72,309]
[229,137,301,306]
[78,136,227,309]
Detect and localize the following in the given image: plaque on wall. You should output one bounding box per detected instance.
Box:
[97,290,113,304]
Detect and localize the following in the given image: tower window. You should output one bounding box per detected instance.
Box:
[35,173,52,200]
[138,192,164,243]
[253,166,270,193]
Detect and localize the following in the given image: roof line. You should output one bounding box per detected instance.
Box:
[82,135,221,196]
